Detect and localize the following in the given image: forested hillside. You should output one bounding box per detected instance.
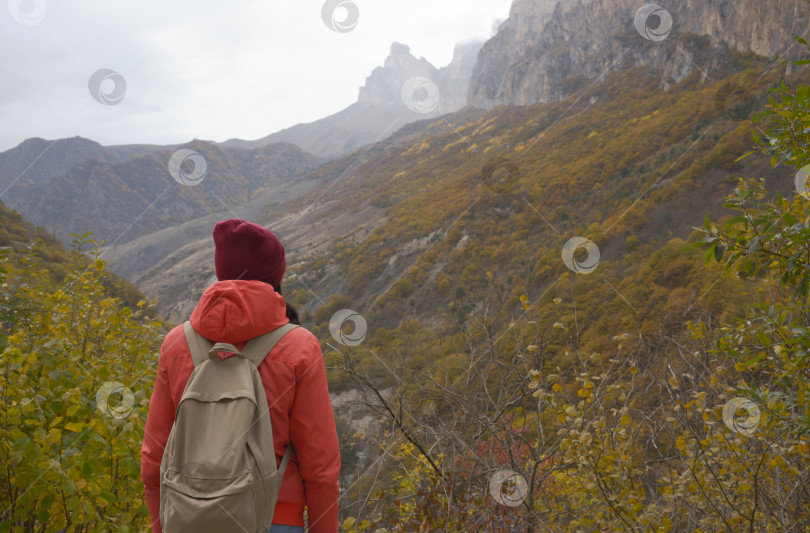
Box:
[278,50,810,530]
[278,53,794,339]
[0,200,155,325]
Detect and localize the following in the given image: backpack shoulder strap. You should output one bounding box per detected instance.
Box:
[279,443,293,475]
[183,321,213,367]
[240,322,299,367]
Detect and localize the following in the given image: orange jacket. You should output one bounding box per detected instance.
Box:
[140,280,341,532]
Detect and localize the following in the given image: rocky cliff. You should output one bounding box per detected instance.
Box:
[357,43,437,106]
[469,0,810,108]
[359,41,484,114]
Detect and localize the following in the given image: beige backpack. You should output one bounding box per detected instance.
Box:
[159,321,297,533]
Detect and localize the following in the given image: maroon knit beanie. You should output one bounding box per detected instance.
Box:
[213,219,286,291]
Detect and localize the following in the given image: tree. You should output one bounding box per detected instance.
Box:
[0,235,162,532]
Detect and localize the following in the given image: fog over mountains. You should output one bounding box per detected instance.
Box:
[222,40,485,158]
[0,36,484,248]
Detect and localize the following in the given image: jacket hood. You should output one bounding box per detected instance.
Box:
[189,279,289,343]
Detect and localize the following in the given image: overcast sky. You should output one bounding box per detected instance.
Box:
[0,0,513,152]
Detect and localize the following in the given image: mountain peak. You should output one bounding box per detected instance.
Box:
[389,42,411,56]
[358,40,484,113]
[16,135,101,151]
[358,42,434,107]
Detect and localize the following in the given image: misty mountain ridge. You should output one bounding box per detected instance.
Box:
[0,0,807,319]
[0,34,486,251]
[0,136,165,204]
[3,138,322,246]
[221,39,486,158]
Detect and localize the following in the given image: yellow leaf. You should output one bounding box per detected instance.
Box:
[64,422,84,432]
[769,455,785,469]
[520,294,530,311]
[46,428,61,444]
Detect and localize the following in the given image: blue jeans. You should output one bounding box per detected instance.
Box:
[269,525,304,533]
